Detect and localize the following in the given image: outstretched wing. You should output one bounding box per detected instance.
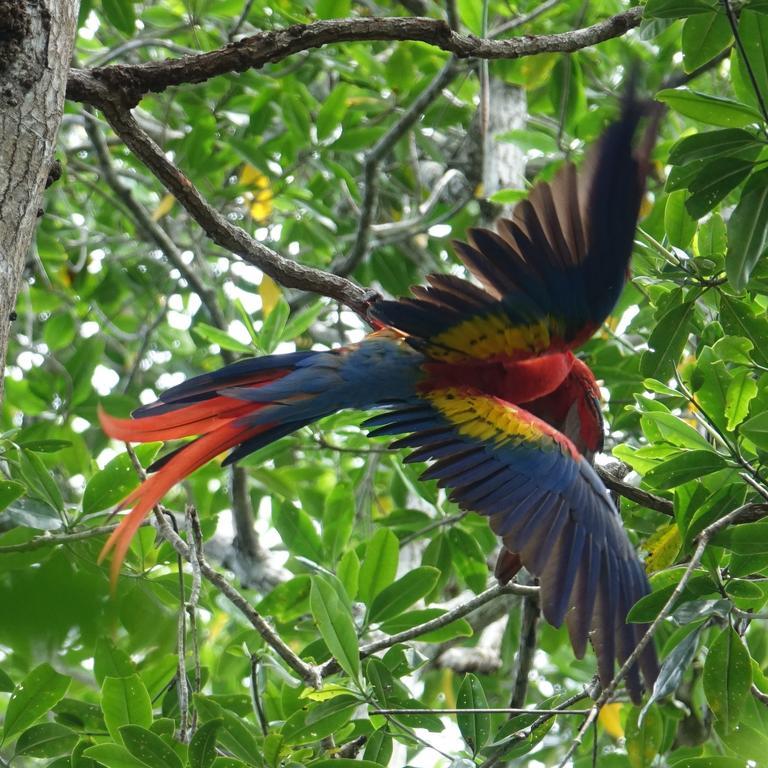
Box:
[369,96,649,363]
[365,388,658,702]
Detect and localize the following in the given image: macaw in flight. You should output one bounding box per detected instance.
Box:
[100,93,660,702]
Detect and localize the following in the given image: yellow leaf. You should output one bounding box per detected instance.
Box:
[239,163,263,186]
[645,523,682,574]
[249,190,273,222]
[240,164,274,222]
[599,702,624,739]
[152,193,175,221]
[260,275,281,317]
[300,683,350,702]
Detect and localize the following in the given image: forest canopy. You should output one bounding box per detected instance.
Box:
[2,0,768,766]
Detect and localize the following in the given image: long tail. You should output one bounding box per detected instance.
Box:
[99,337,420,585]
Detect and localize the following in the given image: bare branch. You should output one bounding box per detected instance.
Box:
[66,11,643,108]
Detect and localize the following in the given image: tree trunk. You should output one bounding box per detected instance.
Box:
[0,0,78,403]
[483,79,526,221]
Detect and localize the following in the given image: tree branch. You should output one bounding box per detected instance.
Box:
[596,465,673,516]
[66,10,643,108]
[318,581,539,678]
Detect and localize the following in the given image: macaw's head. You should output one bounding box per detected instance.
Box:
[562,357,605,460]
[523,356,604,461]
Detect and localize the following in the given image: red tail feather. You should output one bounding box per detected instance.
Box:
[98,418,269,587]
[98,398,255,442]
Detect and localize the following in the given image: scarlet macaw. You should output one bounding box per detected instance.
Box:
[100,94,659,701]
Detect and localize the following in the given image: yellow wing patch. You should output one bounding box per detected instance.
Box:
[428,389,544,446]
[428,312,553,362]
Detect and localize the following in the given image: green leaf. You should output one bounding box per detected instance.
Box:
[640,300,694,380]
[644,449,728,489]
[94,638,136,685]
[665,190,697,245]
[322,483,354,562]
[83,743,153,768]
[682,12,733,72]
[119,725,182,768]
[337,548,360,601]
[724,369,757,430]
[736,10,768,116]
[0,668,13,692]
[189,718,223,768]
[497,129,559,154]
[192,322,253,355]
[0,480,25,512]
[101,0,136,34]
[13,723,77,758]
[2,663,71,744]
[639,412,712,450]
[379,609,473,642]
[369,566,440,622]
[358,528,399,604]
[282,300,325,341]
[363,729,393,765]
[657,88,763,127]
[82,444,161,516]
[644,0,715,17]
[18,448,63,513]
[712,522,768,553]
[685,158,753,218]
[726,169,768,291]
[282,695,359,744]
[260,299,290,353]
[101,675,153,744]
[703,627,752,731]
[625,705,663,768]
[457,674,490,754]
[741,411,768,448]
[669,129,761,165]
[272,502,323,562]
[316,0,351,19]
[316,84,349,141]
[310,575,360,679]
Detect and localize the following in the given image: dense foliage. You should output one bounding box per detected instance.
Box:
[3,0,768,766]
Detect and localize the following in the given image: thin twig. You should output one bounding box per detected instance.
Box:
[185,506,203,735]
[491,0,561,36]
[0,520,151,554]
[318,581,539,677]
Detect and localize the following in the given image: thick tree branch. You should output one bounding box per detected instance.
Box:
[597,465,674,516]
[66,10,643,108]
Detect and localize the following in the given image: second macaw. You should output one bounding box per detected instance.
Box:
[100,93,659,702]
